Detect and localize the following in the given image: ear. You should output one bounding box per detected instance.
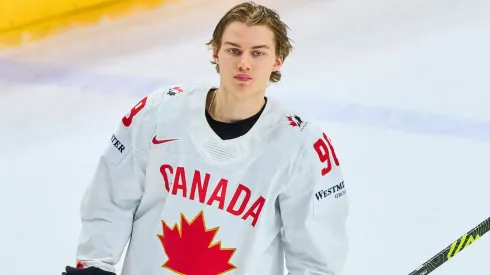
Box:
[272,55,284,72]
[212,47,219,64]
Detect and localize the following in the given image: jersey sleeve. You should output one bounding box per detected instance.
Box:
[279,127,349,275]
[74,88,168,273]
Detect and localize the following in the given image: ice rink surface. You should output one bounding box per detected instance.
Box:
[1,0,489,274]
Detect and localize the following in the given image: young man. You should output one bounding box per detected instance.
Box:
[63,2,349,275]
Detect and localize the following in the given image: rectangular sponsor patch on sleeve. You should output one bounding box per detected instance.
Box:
[313,181,346,202]
[312,180,347,216]
[103,131,132,167]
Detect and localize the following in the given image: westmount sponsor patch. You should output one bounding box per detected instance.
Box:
[314,181,346,201]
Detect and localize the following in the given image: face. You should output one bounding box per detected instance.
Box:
[213,21,283,98]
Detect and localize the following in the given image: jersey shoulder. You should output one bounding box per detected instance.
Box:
[267,98,341,172]
[267,98,330,147]
[124,83,211,127]
[139,83,207,114]
[105,84,211,167]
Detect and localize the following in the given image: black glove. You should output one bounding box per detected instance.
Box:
[62,266,116,275]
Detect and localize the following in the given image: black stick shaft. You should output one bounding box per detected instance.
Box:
[408,217,490,275]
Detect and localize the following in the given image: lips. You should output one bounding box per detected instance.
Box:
[234,74,252,81]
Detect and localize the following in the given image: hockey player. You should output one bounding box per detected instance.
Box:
[62,2,349,275]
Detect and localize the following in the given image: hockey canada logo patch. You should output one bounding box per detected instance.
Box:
[158,211,236,275]
[287,115,307,131]
[166,87,184,96]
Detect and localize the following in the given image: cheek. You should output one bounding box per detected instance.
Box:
[258,58,277,72]
[218,56,235,69]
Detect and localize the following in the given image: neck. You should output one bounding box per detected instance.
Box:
[208,87,265,123]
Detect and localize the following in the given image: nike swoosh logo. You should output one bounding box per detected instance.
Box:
[152,136,179,144]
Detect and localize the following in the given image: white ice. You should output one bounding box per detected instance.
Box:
[1,0,489,274]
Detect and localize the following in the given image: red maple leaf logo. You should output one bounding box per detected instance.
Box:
[172,86,184,93]
[287,116,298,127]
[157,211,236,275]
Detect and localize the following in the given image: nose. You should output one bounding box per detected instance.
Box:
[237,55,251,71]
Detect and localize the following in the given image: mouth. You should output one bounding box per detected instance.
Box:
[234,74,252,82]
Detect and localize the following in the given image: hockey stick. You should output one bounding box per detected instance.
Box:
[408,217,490,275]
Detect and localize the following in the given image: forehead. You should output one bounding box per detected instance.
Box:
[221,21,275,48]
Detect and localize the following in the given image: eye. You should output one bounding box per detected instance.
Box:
[227,48,241,55]
[253,51,266,57]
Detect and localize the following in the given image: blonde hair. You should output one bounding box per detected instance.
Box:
[206,1,293,83]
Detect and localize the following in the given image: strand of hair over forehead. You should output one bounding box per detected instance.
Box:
[225,1,291,50]
[229,1,282,23]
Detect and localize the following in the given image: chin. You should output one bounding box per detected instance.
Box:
[236,81,251,88]
[222,78,261,96]
[232,79,252,89]
[236,83,259,94]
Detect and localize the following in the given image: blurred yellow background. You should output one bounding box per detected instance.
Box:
[0,0,180,47]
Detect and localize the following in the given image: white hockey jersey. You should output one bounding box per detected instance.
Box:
[75,84,349,275]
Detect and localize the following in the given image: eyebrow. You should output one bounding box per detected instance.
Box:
[223,41,270,50]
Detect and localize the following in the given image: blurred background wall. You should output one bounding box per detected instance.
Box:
[0,0,185,47]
